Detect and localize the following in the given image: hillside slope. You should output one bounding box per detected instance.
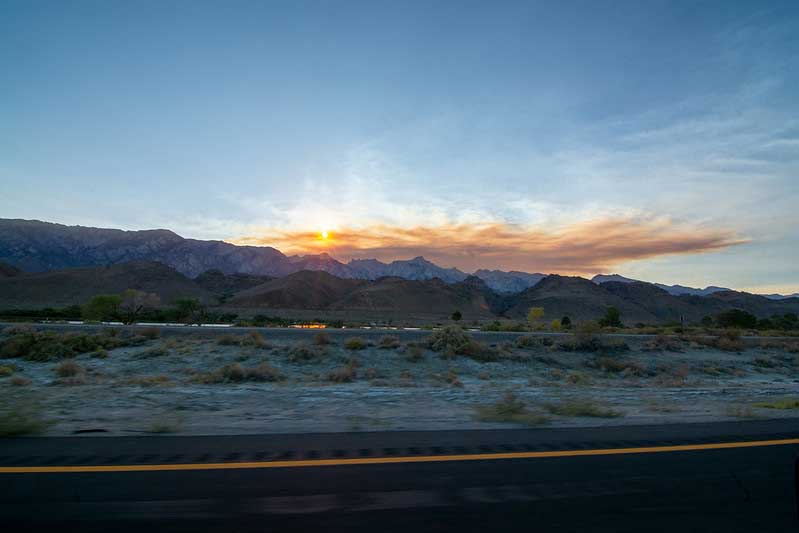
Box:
[0,261,213,308]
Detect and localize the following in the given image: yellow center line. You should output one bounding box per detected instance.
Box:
[2,438,798,474]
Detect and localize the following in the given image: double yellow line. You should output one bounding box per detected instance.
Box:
[2,438,798,474]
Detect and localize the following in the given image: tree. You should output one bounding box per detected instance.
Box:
[82,294,122,321]
[561,316,572,329]
[173,297,205,325]
[119,289,160,325]
[717,309,757,329]
[527,307,545,324]
[598,306,623,328]
[549,318,562,331]
[451,310,462,321]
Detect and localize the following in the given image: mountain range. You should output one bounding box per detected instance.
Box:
[0,218,796,300]
[1,260,797,324]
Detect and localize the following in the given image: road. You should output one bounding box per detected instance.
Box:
[2,321,792,344]
[2,419,798,532]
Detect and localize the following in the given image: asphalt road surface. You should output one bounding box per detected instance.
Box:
[2,419,799,532]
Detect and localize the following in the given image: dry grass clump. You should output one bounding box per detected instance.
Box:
[564,372,592,385]
[193,362,284,384]
[128,375,172,387]
[445,369,463,388]
[137,346,169,358]
[557,322,629,353]
[344,337,367,350]
[515,336,541,349]
[694,330,746,352]
[752,356,778,369]
[287,342,326,362]
[458,340,500,362]
[726,404,757,418]
[328,361,358,383]
[643,334,683,352]
[0,405,47,436]
[586,357,645,376]
[377,335,400,349]
[54,359,83,377]
[0,364,17,377]
[145,415,183,434]
[91,348,109,359]
[0,330,130,361]
[216,331,270,349]
[10,375,32,386]
[313,331,332,345]
[753,398,799,410]
[544,399,622,418]
[139,327,161,340]
[405,344,425,362]
[476,393,548,426]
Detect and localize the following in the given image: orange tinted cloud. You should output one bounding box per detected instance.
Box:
[233,218,746,274]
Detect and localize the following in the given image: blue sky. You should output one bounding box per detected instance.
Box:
[1,1,797,292]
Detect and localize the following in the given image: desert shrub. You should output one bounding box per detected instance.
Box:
[0,407,47,436]
[54,359,83,377]
[129,375,172,386]
[242,331,269,348]
[91,348,109,359]
[313,331,331,345]
[10,376,31,386]
[515,336,540,349]
[405,344,424,362]
[137,346,168,358]
[565,372,592,385]
[643,334,683,352]
[726,404,757,418]
[588,357,645,376]
[753,356,777,368]
[377,335,400,349]
[287,342,323,362]
[0,364,16,377]
[445,369,463,387]
[194,362,284,384]
[476,393,548,425]
[753,398,799,409]
[139,327,161,340]
[426,326,472,353]
[344,337,367,350]
[0,330,129,361]
[544,400,621,418]
[328,362,358,383]
[458,340,500,362]
[557,322,628,353]
[216,334,240,346]
[364,367,380,380]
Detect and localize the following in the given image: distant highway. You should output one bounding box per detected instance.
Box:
[2,420,798,531]
[2,320,794,343]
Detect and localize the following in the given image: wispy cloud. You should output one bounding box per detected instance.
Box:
[233,217,745,274]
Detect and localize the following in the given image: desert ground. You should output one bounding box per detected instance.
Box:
[1,325,798,436]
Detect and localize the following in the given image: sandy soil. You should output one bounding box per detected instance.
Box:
[2,328,799,436]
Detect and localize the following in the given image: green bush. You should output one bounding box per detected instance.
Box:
[426,326,472,353]
[377,335,400,349]
[0,330,129,361]
[344,337,367,350]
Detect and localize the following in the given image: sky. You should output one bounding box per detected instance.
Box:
[1,1,797,293]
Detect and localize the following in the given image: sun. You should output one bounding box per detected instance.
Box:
[320,230,329,240]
